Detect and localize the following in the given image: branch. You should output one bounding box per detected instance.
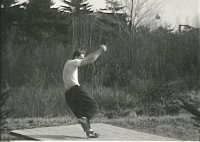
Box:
[179,98,200,120]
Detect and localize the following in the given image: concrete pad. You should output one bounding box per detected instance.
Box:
[10,123,178,141]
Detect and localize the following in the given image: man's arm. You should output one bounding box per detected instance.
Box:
[81,45,107,66]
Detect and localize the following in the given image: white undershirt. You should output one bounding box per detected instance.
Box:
[62,59,82,90]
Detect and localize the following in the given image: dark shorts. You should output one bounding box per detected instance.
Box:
[65,85,98,120]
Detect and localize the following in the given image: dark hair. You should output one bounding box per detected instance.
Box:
[72,49,86,59]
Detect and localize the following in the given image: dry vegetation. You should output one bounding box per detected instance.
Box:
[1,114,199,141]
[1,0,200,141]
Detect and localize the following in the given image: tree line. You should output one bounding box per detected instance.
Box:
[1,0,199,117]
[1,0,199,89]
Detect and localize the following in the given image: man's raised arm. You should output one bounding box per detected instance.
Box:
[81,45,107,66]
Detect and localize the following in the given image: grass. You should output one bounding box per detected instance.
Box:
[2,83,200,140]
[1,113,199,141]
[2,85,200,141]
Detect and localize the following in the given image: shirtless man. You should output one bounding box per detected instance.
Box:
[62,45,107,138]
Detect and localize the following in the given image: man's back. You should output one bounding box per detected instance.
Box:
[63,45,107,90]
[62,59,82,90]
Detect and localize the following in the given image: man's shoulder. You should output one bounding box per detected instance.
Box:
[67,59,82,67]
[67,59,81,64]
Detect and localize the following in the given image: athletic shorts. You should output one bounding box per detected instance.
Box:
[65,85,98,120]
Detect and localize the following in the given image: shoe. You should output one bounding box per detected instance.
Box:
[86,130,100,138]
[78,117,89,132]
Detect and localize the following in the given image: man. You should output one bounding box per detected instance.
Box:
[62,45,107,138]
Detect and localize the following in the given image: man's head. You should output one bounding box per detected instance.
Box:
[72,49,86,59]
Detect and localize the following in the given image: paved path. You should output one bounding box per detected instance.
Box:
[11,123,178,141]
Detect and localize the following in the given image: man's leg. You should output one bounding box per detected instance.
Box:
[87,119,91,130]
[78,117,99,138]
[65,87,98,138]
[85,119,100,138]
[78,117,90,132]
[75,87,99,138]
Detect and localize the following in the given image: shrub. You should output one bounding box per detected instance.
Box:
[84,85,137,112]
[137,85,181,116]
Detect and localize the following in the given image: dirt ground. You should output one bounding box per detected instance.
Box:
[1,113,199,141]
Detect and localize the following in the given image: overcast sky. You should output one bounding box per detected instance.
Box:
[15,0,200,28]
[54,0,199,28]
[162,0,199,28]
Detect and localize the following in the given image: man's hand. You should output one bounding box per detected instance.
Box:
[80,45,107,66]
[100,45,107,52]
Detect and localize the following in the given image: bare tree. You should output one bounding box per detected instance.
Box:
[121,0,162,32]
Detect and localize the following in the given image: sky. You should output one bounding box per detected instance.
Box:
[161,0,200,28]
[14,0,200,29]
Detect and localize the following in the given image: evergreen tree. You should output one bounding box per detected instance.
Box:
[57,0,94,47]
[97,0,128,45]
[104,0,124,13]
[1,0,23,37]
[21,0,59,39]
[59,0,93,15]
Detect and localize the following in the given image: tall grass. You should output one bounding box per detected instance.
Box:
[6,85,67,118]
[2,12,199,118]
[6,77,199,118]
[6,81,136,118]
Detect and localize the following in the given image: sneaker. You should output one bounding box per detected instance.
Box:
[86,130,100,138]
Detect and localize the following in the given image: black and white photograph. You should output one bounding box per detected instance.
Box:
[1,0,200,141]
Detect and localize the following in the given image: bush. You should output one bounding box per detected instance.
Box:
[137,85,181,116]
[84,85,137,112]
[6,84,67,118]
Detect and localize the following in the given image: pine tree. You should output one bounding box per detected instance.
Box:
[1,0,22,37]
[59,0,93,15]
[104,0,124,13]
[21,0,58,39]
[57,0,94,48]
